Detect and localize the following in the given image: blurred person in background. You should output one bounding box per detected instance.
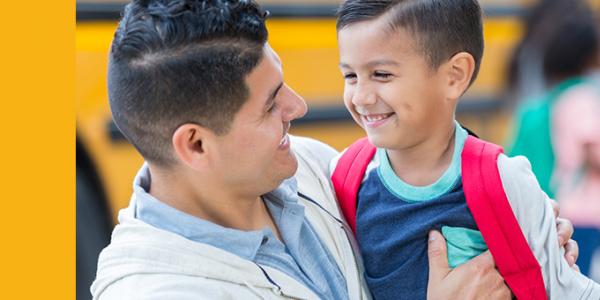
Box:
[507,0,600,279]
[552,48,600,280]
[551,53,600,281]
[507,0,598,198]
[506,0,561,105]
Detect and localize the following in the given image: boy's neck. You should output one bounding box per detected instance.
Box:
[385,122,456,186]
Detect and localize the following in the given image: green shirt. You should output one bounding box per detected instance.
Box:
[508,78,586,198]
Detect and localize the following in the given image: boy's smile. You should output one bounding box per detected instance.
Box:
[359,112,395,128]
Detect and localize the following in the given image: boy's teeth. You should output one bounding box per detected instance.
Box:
[365,113,392,122]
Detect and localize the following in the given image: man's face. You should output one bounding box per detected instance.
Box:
[212,45,308,196]
[338,17,450,150]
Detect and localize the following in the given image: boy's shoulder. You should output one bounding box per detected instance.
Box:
[461,136,539,197]
[495,152,550,221]
[496,152,540,194]
[329,140,380,181]
[458,135,541,214]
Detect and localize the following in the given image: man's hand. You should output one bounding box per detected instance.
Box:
[550,200,580,270]
[427,230,511,300]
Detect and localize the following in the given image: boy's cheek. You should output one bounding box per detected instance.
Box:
[342,97,359,123]
[348,107,362,125]
[350,113,364,128]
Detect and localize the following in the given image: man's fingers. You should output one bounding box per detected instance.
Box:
[489,276,512,300]
[550,199,560,218]
[427,230,450,284]
[564,239,579,267]
[490,285,513,300]
[572,264,581,273]
[456,251,508,299]
[556,217,574,246]
[465,250,496,275]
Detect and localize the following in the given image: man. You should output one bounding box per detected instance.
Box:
[91,0,578,299]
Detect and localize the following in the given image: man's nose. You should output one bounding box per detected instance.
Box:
[281,84,308,122]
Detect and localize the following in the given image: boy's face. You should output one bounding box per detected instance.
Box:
[338,17,453,150]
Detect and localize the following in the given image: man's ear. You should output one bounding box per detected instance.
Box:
[171,123,214,171]
[442,52,476,100]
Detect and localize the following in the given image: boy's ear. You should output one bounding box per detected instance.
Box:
[442,52,475,100]
[171,123,215,171]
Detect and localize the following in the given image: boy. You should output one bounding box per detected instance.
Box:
[332,0,600,299]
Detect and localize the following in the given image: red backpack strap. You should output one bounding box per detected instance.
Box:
[462,135,547,299]
[331,137,377,235]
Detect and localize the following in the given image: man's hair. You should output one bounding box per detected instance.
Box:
[108,0,268,166]
[336,0,484,86]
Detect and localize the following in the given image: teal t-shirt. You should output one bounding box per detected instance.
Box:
[375,122,487,268]
[356,122,488,300]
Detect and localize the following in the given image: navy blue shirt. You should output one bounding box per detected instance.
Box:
[355,124,487,300]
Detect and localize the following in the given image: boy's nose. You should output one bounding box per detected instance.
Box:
[281,84,307,122]
[352,83,377,106]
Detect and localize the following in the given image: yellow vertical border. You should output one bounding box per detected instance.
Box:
[0,0,74,298]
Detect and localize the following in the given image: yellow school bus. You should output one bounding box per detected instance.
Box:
[76,0,534,298]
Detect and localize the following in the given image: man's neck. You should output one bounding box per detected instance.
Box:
[385,122,456,186]
[146,165,279,234]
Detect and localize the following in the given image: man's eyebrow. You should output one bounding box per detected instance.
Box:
[339,59,400,69]
[265,82,284,107]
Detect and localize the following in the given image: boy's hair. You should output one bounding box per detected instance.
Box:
[336,0,484,86]
[108,0,268,166]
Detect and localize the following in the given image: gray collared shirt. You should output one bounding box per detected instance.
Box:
[133,165,348,300]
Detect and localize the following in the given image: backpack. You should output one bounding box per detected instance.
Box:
[331,135,547,299]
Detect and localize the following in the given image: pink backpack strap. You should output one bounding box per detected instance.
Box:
[331,137,377,235]
[462,135,547,299]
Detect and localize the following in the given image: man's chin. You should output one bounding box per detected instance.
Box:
[276,153,299,182]
[283,153,299,178]
[264,159,299,195]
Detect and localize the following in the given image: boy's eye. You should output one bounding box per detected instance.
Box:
[343,73,357,82]
[374,71,392,79]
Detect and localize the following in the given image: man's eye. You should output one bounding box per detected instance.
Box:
[267,102,278,113]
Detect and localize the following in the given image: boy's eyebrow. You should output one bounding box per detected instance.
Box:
[339,59,400,69]
[367,59,400,68]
